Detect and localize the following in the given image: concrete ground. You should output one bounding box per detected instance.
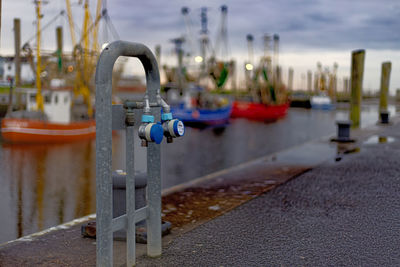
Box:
[136,122,400,266]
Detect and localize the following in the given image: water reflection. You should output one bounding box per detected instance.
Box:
[364,135,395,145]
[0,141,95,243]
[74,141,94,219]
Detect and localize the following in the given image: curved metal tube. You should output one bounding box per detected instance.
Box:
[96,40,161,106]
[95,40,162,266]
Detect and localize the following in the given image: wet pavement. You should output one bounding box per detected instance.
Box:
[135,115,400,267]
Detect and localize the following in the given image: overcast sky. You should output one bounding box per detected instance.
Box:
[1,0,399,92]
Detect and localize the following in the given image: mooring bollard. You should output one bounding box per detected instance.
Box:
[379,62,391,124]
[349,49,365,128]
[380,110,390,124]
[95,41,185,267]
[112,171,171,242]
[331,120,355,143]
[113,171,147,240]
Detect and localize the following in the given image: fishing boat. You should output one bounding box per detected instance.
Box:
[310,62,337,110]
[1,88,96,143]
[229,33,289,122]
[1,1,99,143]
[167,85,232,127]
[164,7,233,128]
[310,93,334,110]
[231,101,288,122]
[171,102,232,127]
[289,91,311,108]
[1,118,95,143]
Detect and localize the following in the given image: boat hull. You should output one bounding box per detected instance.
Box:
[290,99,311,108]
[231,101,289,121]
[310,95,335,110]
[310,103,335,110]
[170,104,232,127]
[1,118,96,143]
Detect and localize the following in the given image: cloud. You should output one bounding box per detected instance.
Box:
[1,0,399,90]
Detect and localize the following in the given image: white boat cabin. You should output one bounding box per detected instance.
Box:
[25,89,72,123]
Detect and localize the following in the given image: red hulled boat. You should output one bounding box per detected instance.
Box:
[1,117,95,143]
[1,88,96,144]
[231,101,289,122]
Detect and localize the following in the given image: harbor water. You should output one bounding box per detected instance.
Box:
[0,101,396,244]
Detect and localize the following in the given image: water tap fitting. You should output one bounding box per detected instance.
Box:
[138,114,164,146]
[161,112,185,143]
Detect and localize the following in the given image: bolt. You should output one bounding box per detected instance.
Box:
[125,110,135,126]
[141,139,148,147]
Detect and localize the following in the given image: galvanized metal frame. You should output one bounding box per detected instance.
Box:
[95,40,162,267]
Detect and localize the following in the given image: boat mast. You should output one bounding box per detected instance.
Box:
[171,37,185,96]
[92,0,102,54]
[244,34,254,94]
[181,7,196,63]
[215,5,228,60]
[35,0,44,112]
[82,0,90,91]
[199,7,209,78]
[246,34,254,67]
[65,0,103,118]
[273,34,280,89]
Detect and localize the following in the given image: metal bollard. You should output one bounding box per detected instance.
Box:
[331,120,355,142]
[380,110,389,124]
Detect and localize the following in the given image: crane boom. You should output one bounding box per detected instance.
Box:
[92,0,102,53]
[65,0,76,48]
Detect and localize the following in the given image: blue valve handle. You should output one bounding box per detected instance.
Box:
[148,123,164,144]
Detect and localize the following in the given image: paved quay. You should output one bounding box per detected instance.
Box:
[0,116,399,266]
[137,120,400,267]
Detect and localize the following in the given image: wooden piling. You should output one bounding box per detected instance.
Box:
[155,45,161,65]
[288,67,293,91]
[379,62,391,112]
[307,70,312,92]
[343,77,349,94]
[313,71,319,93]
[13,18,21,86]
[349,50,365,128]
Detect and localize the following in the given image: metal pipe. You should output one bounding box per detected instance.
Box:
[126,125,136,266]
[158,96,170,113]
[144,96,151,114]
[124,101,159,109]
